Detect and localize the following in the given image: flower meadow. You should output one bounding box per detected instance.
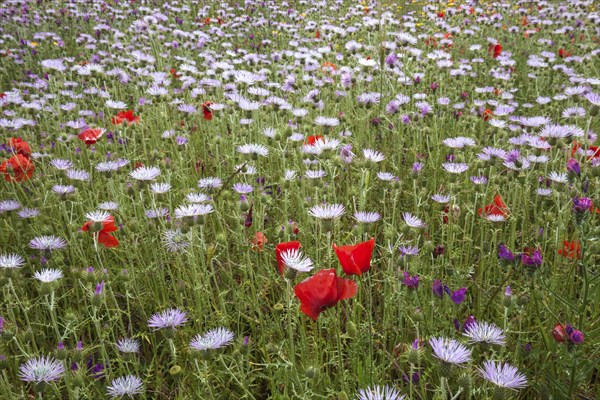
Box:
[0,0,599,398]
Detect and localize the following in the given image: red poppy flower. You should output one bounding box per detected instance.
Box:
[251,231,267,252]
[8,137,31,157]
[315,30,320,39]
[293,269,357,320]
[488,43,502,59]
[0,154,34,182]
[482,108,493,121]
[275,241,301,275]
[77,128,104,145]
[437,12,445,18]
[112,110,140,125]
[332,238,375,276]
[558,240,581,260]
[558,48,571,58]
[81,215,119,248]
[169,68,180,79]
[478,194,509,218]
[202,101,213,121]
[552,323,567,343]
[305,135,324,146]
[571,141,600,160]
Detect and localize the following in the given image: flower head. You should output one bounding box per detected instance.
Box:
[189,327,235,351]
[357,385,405,400]
[106,375,144,398]
[19,356,65,383]
[429,337,472,365]
[332,238,375,276]
[148,308,188,330]
[293,269,357,320]
[464,321,506,346]
[478,361,527,390]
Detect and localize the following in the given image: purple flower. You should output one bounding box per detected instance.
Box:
[412,162,423,173]
[572,197,593,213]
[402,272,419,289]
[432,279,444,298]
[95,280,105,296]
[385,53,397,66]
[450,287,467,304]
[566,158,580,175]
[565,324,585,344]
[520,249,542,267]
[498,244,515,263]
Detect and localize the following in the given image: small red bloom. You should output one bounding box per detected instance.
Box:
[169,68,180,79]
[558,48,571,58]
[202,101,213,121]
[305,135,324,146]
[332,238,375,276]
[82,215,119,248]
[251,231,267,252]
[552,323,567,343]
[8,137,31,157]
[483,108,493,121]
[0,154,34,182]
[557,240,581,260]
[112,110,140,125]
[275,241,301,275]
[437,12,445,18]
[77,128,104,145]
[293,269,357,320]
[488,43,502,58]
[478,194,509,218]
[315,30,320,39]
[571,141,600,161]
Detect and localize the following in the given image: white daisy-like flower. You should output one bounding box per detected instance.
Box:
[105,100,127,109]
[487,214,507,222]
[33,268,64,283]
[376,172,396,181]
[314,116,340,127]
[308,203,345,220]
[106,375,144,398]
[548,172,568,184]
[174,204,214,219]
[190,327,235,351]
[284,170,298,181]
[464,321,506,346]
[198,177,223,190]
[429,337,472,365]
[150,182,171,194]
[478,361,528,390]
[186,193,211,203]
[85,210,111,222]
[305,170,327,179]
[130,166,160,181]
[363,149,385,163]
[237,144,269,157]
[354,211,381,223]
[115,338,140,353]
[431,194,450,204]
[280,249,314,272]
[98,202,119,211]
[443,137,476,148]
[442,162,469,174]
[403,212,426,228]
[66,169,91,181]
[536,188,553,196]
[0,253,25,269]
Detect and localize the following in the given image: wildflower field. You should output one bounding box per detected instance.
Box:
[1,0,599,398]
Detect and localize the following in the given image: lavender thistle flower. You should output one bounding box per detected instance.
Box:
[106,375,144,398]
[478,361,527,390]
[190,327,235,351]
[357,385,405,400]
[147,308,188,331]
[19,356,65,384]
[429,337,472,365]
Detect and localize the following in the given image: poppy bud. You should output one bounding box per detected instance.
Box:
[305,366,316,379]
[552,324,567,343]
[169,365,182,376]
